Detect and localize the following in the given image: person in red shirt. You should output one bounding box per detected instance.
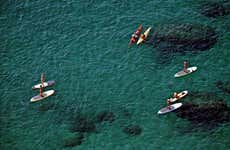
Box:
[41,73,45,87]
[184,61,189,73]
[39,85,43,97]
[167,99,172,110]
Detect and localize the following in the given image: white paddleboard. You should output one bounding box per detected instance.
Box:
[30,90,55,102]
[137,27,151,45]
[32,80,55,90]
[168,90,188,103]
[174,66,197,78]
[158,103,182,115]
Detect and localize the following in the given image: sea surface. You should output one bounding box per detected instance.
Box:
[0,0,230,149]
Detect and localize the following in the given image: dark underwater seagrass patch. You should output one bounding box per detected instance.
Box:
[144,23,218,64]
[95,111,115,123]
[68,110,117,134]
[175,91,230,130]
[70,116,96,133]
[200,1,230,17]
[216,80,230,94]
[123,125,142,136]
[62,133,84,147]
[146,23,218,52]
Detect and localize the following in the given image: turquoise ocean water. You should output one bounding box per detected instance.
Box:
[0,0,230,149]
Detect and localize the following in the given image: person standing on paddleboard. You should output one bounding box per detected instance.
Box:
[167,99,172,110]
[39,85,44,97]
[41,73,45,87]
[184,61,189,73]
[40,73,45,97]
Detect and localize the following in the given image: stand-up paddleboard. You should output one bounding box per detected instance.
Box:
[137,27,151,45]
[32,80,55,90]
[30,90,55,102]
[158,103,182,115]
[168,90,188,103]
[174,66,197,78]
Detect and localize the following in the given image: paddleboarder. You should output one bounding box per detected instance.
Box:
[184,61,189,73]
[141,34,145,40]
[131,34,138,41]
[135,28,141,35]
[167,99,172,110]
[39,85,44,97]
[41,73,45,87]
[173,92,180,99]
